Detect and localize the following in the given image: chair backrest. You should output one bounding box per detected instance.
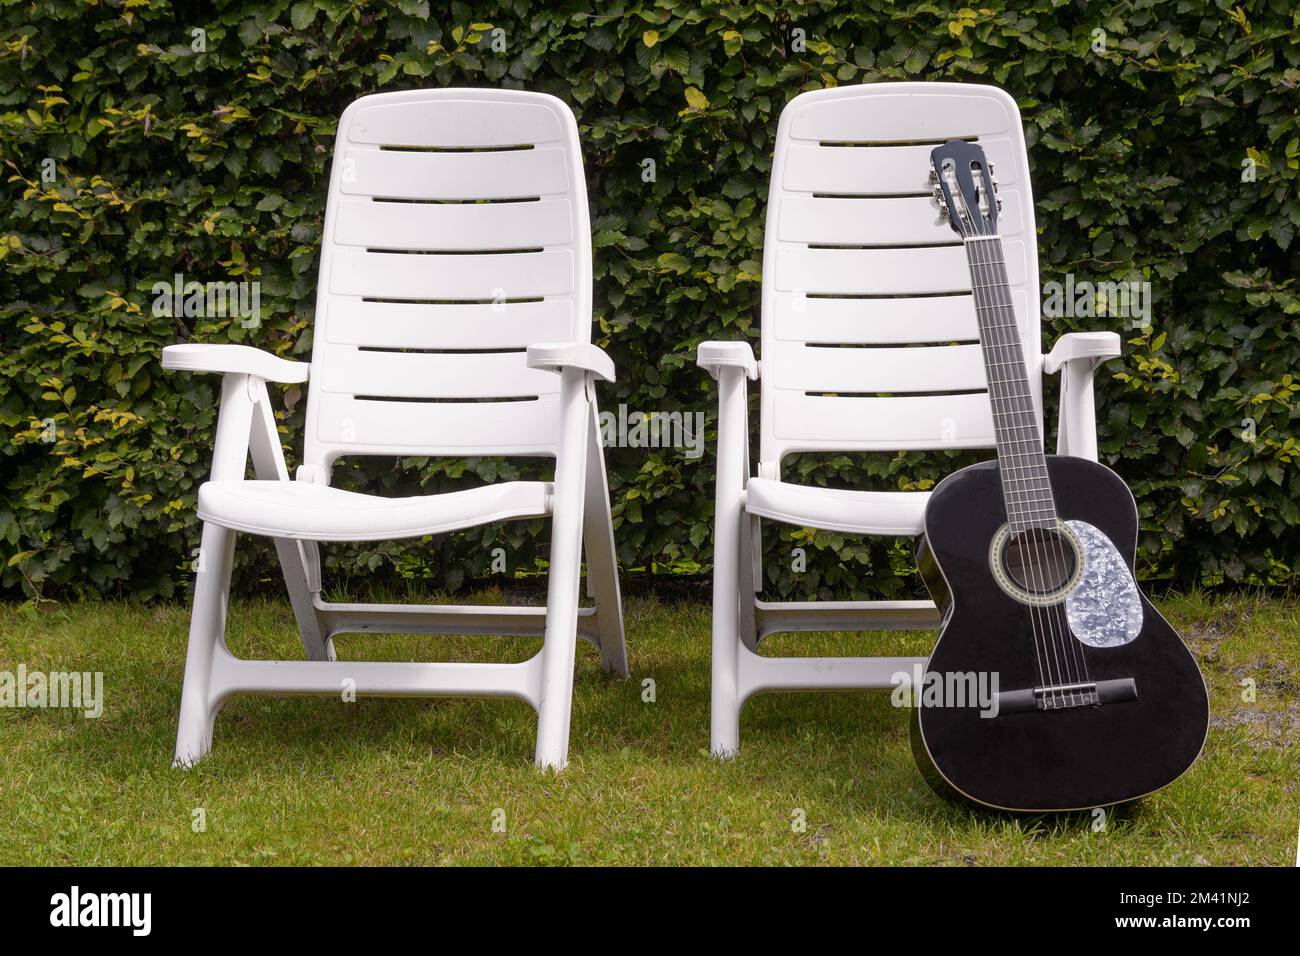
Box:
[302,88,591,473]
[760,82,1042,474]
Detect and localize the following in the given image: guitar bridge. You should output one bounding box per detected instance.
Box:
[995,677,1138,716]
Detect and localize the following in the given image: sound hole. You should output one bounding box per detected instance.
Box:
[1002,528,1077,593]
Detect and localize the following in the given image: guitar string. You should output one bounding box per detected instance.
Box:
[950,189,1060,702]
[967,230,1082,706]
[972,230,1094,699]
[964,180,1093,705]
[962,221,1070,705]
[954,194,1057,699]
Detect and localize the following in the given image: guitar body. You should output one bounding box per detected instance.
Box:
[912,456,1209,811]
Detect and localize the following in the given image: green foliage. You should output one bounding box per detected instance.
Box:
[1,0,1297,601]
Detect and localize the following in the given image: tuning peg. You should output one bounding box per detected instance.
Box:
[928,166,939,185]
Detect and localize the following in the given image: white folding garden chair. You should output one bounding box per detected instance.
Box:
[163,88,626,770]
[697,82,1120,756]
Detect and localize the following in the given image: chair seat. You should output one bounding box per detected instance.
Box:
[197,479,553,542]
[744,478,930,536]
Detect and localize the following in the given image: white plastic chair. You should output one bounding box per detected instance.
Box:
[697,82,1120,756]
[163,88,626,770]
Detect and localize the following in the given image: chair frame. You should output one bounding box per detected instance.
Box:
[165,90,626,771]
[697,83,1121,757]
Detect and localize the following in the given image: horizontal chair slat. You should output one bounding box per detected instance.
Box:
[317,348,558,400]
[323,297,577,351]
[787,90,1015,142]
[340,146,569,201]
[771,289,1031,344]
[347,98,563,148]
[772,391,996,450]
[313,393,561,456]
[781,137,1018,196]
[334,196,575,250]
[327,248,575,299]
[771,342,989,393]
[774,241,1029,295]
[777,190,1025,246]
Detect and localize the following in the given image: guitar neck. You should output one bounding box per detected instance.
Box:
[963,235,1057,533]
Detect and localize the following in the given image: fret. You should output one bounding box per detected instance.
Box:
[997,466,1049,477]
[1008,516,1058,527]
[995,442,1046,452]
[995,444,1047,455]
[984,370,1032,380]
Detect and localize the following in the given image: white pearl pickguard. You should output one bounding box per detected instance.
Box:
[1064,519,1143,648]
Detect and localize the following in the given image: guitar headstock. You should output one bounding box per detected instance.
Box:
[930,140,1001,239]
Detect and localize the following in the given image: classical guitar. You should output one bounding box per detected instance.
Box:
[910,140,1208,812]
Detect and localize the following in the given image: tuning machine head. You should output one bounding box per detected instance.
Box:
[929,163,949,220]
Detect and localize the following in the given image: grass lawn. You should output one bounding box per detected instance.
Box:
[0,591,1295,865]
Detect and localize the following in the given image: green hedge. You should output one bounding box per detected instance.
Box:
[2,0,1297,601]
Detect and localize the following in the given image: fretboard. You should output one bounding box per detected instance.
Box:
[963,235,1056,533]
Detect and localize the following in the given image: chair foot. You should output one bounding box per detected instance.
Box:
[710,695,741,759]
[173,706,215,769]
[710,742,739,760]
[599,642,629,678]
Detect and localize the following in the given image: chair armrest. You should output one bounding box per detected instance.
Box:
[1044,332,1121,461]
[697,341,758,381]
[525,342,615,382]
[1042,331,1121,375]
[162,344,310,383]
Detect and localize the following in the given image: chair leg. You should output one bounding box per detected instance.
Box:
[737,513,760,652]
[534,369,590,770]
[710,369,748,759]
[710,513,743,758]
[273,538,332,661]
[174,521,236,768]
[582,395,628,676]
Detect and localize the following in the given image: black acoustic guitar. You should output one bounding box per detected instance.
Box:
[910,140,1208,812]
